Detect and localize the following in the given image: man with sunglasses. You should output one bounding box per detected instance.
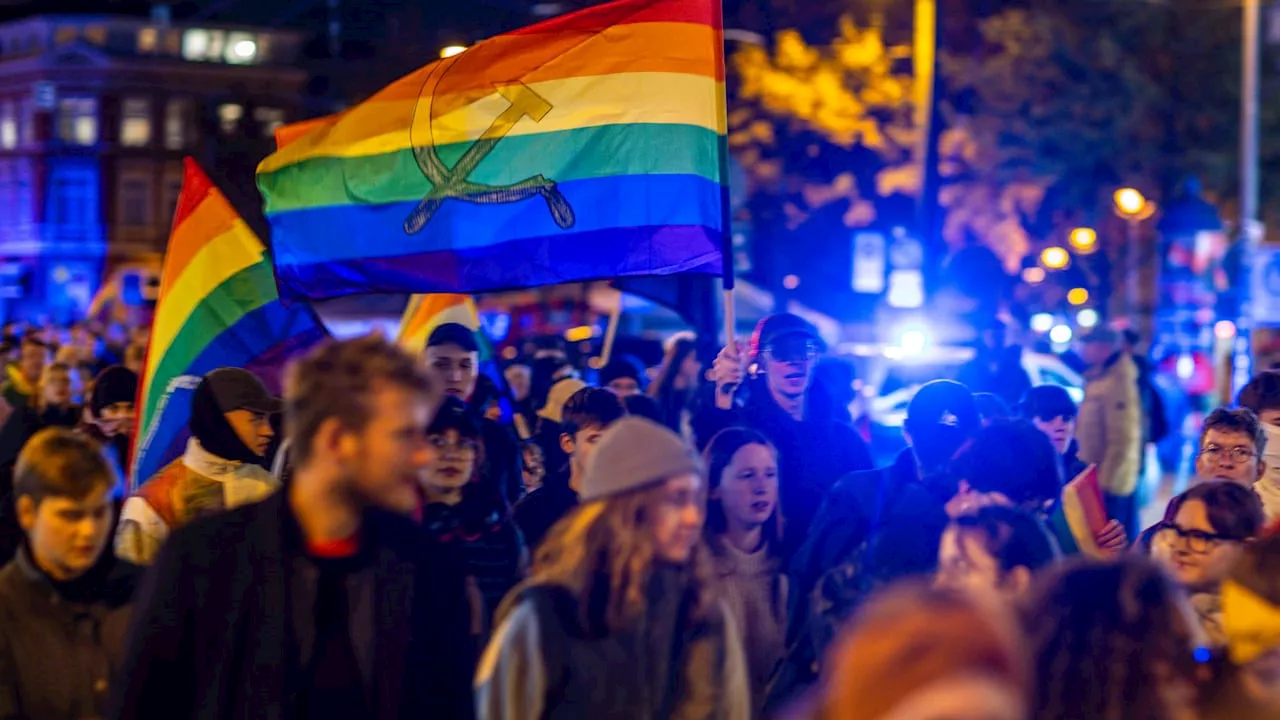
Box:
[1196,408,1268,487]
[696,313,873,553]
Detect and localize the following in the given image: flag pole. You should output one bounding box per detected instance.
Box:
[599,288,623,366]
[716,0,735,348]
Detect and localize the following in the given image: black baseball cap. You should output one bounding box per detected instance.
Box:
[905,380,981,465]
[427,323,479,353]
[750,313,824,358]
[201,368,281,415]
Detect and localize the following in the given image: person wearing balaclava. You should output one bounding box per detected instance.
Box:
[79,364,140,494]
[115,367,280,565]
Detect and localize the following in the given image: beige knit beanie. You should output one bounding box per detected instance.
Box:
[580,417,702,502]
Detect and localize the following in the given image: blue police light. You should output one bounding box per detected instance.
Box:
[899,327,929,356]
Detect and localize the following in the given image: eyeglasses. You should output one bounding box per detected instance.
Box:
[1153,522,1246,554]
[428,436,478,454]
[763,337,819,364]
[1200,445,1257,464]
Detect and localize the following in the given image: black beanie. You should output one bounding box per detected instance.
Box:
[90,366,138,416]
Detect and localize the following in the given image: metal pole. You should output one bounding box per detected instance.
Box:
[1239,0,1261,389]
[1126,219,1139,321]
[915,0,943,294]
[1243,0,1260,235]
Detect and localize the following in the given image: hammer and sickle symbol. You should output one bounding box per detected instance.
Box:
[404,82,577,234]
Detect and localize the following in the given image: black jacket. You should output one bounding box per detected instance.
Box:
[513,483,579,553]
[0,547,141,719]
[480,417,524,507]
[692,383,873,553]
[773,450,951,707]
[109,491,475,720]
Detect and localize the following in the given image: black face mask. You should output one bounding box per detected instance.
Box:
[188,382,262,466]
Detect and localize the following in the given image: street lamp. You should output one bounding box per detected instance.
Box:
[1069,227,1098,254]
[440,45,467,58]
[1040,246,1070,270]
[1113,187,1157,323]
[1114,188,1148,218]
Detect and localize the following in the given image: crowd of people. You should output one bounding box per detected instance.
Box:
[0,312,1279,719]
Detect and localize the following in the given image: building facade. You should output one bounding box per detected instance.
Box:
[0,14,305,322]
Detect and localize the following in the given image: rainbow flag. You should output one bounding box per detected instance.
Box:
[397,293,487,357]
[132,158,328,489]
[256,0,727,301]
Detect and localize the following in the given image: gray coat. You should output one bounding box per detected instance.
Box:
[0,548,140,719]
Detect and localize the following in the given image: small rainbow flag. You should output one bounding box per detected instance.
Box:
[397,293,487,357]
[256,0,727,300]
[132,159,328,489]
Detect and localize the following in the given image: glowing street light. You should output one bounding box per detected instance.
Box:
[1068,227,1097,253]
[1030,313,1055,333]
[1114,188,1148,218]
[1067,288,1089,306]
[440,45,468,58]
[1021,267,1046,284]
[1077,308,1099,328]
[1049,325,1073,344]
[783,274,801,290]
[1040,246,1070,270]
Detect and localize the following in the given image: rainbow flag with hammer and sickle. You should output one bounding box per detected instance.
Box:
[255,0,727,301]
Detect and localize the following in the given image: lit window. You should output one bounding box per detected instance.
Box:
[137,27,157,53]
[164,98,193,149]
[181,29,209,60]
[0,102,15,150]
[218,104,243,135]
[225,32,258,64]
[120,97,152,147]
[253,107,285,136]
[163,30,181,55]
[119,176,153,228]
[55,26,78,46]
[182,29,226,62]
[84,25,107,46]
[57,98,98,146]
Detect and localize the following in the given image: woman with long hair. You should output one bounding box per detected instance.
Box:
[703,427,785,717]
[649,333,702,434]
[1151,481,1266,645]
[419,397,525,635]
[1026,557,1210,720]
[477,417,749,720]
